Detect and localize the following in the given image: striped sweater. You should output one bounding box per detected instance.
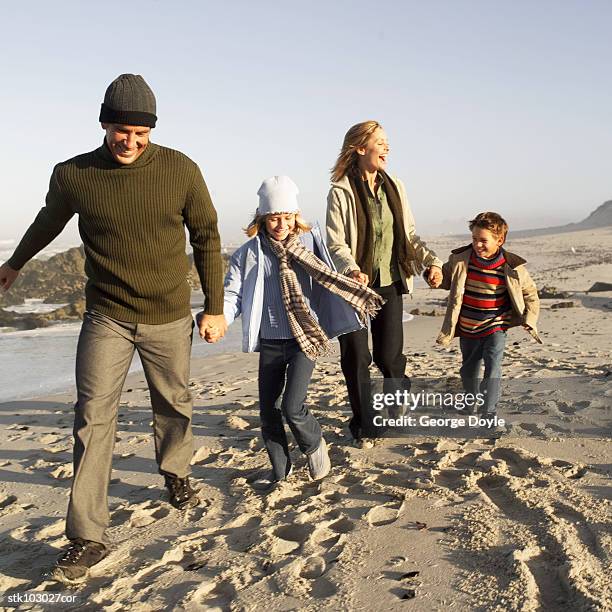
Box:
[457,249,512,337]
[8,141,224,323]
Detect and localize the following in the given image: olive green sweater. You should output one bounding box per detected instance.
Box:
[8,142,224,323]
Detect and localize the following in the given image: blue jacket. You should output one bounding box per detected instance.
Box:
[224,224,364,352]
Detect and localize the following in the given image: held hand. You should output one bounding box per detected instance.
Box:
[196,312,228,343]
[426,265,442,288]
[0,263,19,291]
[350,269,369,286]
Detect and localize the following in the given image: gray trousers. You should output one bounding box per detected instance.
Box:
[66,310,195,545]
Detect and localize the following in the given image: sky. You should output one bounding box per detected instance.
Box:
[1,0,611,249]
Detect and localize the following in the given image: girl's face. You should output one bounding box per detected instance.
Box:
[472,227,504,259]
[265,213,297,241]
[357,127,390,174]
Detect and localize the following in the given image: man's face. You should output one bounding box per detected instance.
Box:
[102,123,151,165]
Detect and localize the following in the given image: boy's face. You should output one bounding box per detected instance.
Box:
[471,227,504,259]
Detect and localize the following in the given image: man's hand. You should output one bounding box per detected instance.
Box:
[196,312,228,343]
[426,265,442,288]
[350,269,369,286]
[0,263,19,291]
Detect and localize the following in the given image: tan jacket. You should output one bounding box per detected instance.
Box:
[326,175,442,293]
[436,245,541,346]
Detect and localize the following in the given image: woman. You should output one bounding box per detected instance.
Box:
[217,176,384,486]
[326,121,442,447]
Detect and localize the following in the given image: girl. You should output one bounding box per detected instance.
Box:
[219,176,384,485]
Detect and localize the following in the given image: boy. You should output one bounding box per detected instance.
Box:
[431,212,541,433]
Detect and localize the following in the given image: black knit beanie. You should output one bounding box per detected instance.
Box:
[99,74,157,127]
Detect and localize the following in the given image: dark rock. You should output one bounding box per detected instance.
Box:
[551,301,575,309]
[410,308,444,317]
[538,286,572,299]
[0,246,86,308]
[1,244,230,321]
[587,282,612,293]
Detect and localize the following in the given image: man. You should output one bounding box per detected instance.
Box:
[0,74,227,584]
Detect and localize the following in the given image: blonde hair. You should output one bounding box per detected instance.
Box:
[244,212,312,238]
[331,120,383,182]
[469,212,509,243]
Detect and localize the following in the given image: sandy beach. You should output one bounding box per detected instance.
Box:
[0,227,610,611]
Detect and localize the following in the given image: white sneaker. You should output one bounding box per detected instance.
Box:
[352,437,374,450]
[308,438,331,480]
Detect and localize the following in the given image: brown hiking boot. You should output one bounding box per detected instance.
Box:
[51,538,108,584]
[164,475,199,509]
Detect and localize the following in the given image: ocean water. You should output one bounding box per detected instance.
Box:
[0,310,415,403]
[0,256,418,402]
[0,308,244,403]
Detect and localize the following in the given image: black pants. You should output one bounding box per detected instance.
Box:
[338,281,408,438]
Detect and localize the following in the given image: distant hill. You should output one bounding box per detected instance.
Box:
[510,200,612,238]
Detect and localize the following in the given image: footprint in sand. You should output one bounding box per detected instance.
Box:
[35,519,65,541]
[186,579,217,604]
[551,459,589,479]
[128,504,170,528]
[300,555,327,579]
[433,469,466,491]
[328,517,356,534]
[271,524,313,555]
[491,447,541,477]
[193,580,237,609]
[43,444,71,455]
[365,503,404,527]
[225,415,251,430]
[191,445,214,465]
[48,463,73,480]
[39,433,63,445]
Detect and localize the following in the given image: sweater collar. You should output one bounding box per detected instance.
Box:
[95,139,159,169]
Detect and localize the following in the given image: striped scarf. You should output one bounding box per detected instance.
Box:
[266,233,385,360]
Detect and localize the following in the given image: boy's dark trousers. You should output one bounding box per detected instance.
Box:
[338,281,408,439]
[258,338,321,481]
[459,330,506,414]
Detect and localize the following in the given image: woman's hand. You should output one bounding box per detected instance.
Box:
[350,270,369,285]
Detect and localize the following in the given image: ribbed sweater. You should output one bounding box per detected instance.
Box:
[457,249,512,338]
[8,141,224,323]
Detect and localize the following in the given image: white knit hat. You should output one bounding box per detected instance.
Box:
[256,176,300,215]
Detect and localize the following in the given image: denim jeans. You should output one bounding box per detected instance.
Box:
[459,330,506,415]
[258,339,321,480]
[338,281,408,438]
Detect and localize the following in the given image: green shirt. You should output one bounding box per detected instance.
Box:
[364,176,400,286]
[8,142,224,323]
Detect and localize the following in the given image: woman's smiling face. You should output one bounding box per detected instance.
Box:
[357,127,390,173]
